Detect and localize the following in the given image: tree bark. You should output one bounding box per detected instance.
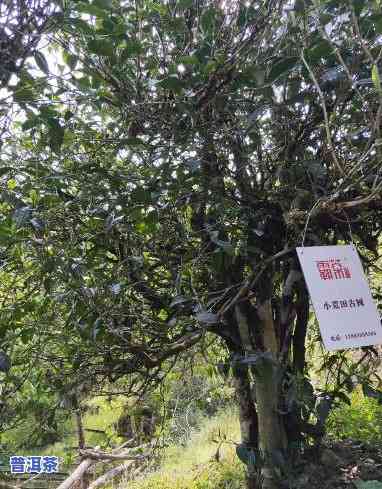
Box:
[75,409,86,450]
[232,306,261,489]
[73,397,88,489]
[56,459,94,489]
[279,267,302,357]
[87,461,134,489]
[280,270,309,447]
[232,363,259,489]
[0,482,17,489]
[232,365,258,447]
[256,299,287,489]
[292,281,309,374]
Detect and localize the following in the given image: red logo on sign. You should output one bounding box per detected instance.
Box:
[316,259,351,280]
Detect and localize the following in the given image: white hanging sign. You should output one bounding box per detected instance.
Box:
[296,245,382,351]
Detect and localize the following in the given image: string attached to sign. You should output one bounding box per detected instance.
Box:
[341,209,355,245]
[300,198,323,249]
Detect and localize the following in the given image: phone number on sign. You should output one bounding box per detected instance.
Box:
[331,331,377,342]
[345,331,377,340]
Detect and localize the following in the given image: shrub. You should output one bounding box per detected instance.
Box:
[326,389,382,444]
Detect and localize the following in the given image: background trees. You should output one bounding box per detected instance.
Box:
[1,1,382,488]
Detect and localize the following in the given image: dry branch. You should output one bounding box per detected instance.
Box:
[55,443,152,489]
[86,461,134,489]
[0,481,17,489]
[55,459,94,489]
[78,449,148,462]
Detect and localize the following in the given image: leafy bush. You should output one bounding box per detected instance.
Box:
[326,389,382,444]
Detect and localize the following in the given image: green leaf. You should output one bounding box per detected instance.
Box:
[47,118,65,152]
[64,110,74,121]
[372,64,381,93]
[68,18,94,34]
[253,67,265,86]
[34,51,49,74]
[92,318,104,341]
[22,116,40,131]
[130,188,151,204]
[157,75,183,93]
[7,178,17,190]
[29,189,39,206]
[151,2,168,16]
[268,57,298,83]
[93,0,112,9]
[102,17,123,34]
[13,206,32,228]
[201,7,216,33]
[13,88,36,103]
[178,0,193,7]
[122,137,145,147]
[178,55,198,65]
[353,0,366,16]
[40,105,60,120]
[21,328,34,344]
[354,482,382,489]
[75,76,92,89]
[121,41,143,59]
[376,17,382,34]
[305,40,333,64]
[75,2,107,17]
[88,39,114,56]
[0,222,13,244]
[63,51,78,70]
[0,166,12,177]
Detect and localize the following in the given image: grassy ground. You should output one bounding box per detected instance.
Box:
[127,408,245,489]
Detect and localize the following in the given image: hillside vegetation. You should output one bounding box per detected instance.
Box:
[129,408,244,489]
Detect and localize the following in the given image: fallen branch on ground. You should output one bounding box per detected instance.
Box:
[55,442,152,489]
[0,481,17,489]
[55,459,94,489]
[78,449,149,461]
[86,461,135,489]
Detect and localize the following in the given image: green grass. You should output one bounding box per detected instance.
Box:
[128,408,245,489]
[327,388,382,444]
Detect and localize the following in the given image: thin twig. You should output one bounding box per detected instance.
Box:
[301,51,345,176]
